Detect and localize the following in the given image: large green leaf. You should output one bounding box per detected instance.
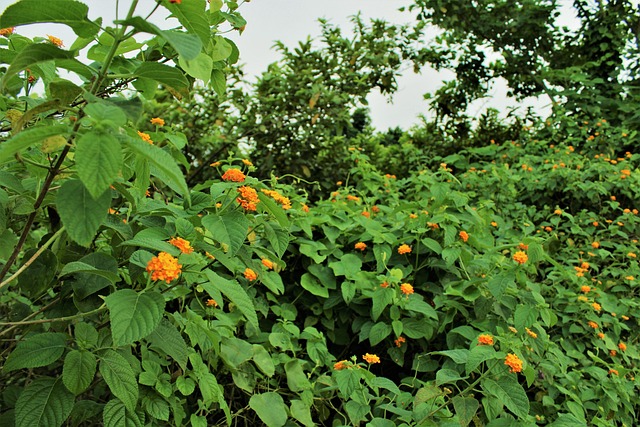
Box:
[452,396,479,427]
[164,0,211,45]
[300,273,328,298]
[75,131,123,199]
[63,350,97,395]
[15,377,74,427]
[249,392,287,427]
[0,125,68,164]
[99,350,138,412]
[117,17,201,61]
[3,332,67,372]
[103,399,142,427]
[482,377,530,419]
[57,179,111,247]
[290,400,314,427]
[203,270,258,329]
[0,0,98,37]
[133,62,189,91]
[368,322,392,346]
[178,52,213,83]
[105,289,165,346]
[61,261,119,285]
[2,44,76,87]
[201,210,248,256]
[147,318,189,370]
[126,137,189,201]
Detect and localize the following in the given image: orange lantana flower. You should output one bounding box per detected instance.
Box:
[243,268,257,281]
[400,283,414,295]
[146,252,182,283]
[150,117,165,126]
[513,251,528,264]
[354,242,367,251]
[363,353,380,364]
[504,353,523,373]
[261,259,274,269]
[137,131,153,144]
[47,35,63,47]
[237,186,259,211]
[222,168,246,182]
[398,244,412,255]
[333,360,349,370]
[206,299,218,307]
[477,334,494,346]
[618,342,627,351]
[0,27,15,37]
[169,237,194,254]
[394,336,406,347]
[459,231,469,242]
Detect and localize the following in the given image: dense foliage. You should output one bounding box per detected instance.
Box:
[0,1,638,427]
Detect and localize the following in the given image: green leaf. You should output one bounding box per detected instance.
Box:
[121,227,178,255]
[0,125,68,164]
[210,69,225,96]
[252,345,275,377]
[0,0,98,37]
[133,62,189,91]
[2,44,76,87]
[514,304,538,332]
[57,179,110,247]
[74,322,99,348]
[220,337,252,368]
[329,254,362,278]
[300,272,328,298]
[126,137,189,200]
[261,270,285,295]
[257,192,290,228]
[3,332,67,372]
[422,237,442,254]
[371,287,394,321]
[466,345,500,374]
[60,261,119,284]
[176,376,196,395]
[203,270,259,329]
[179,52,213,83]
[15,377,74,427]
[164,0,211,45]
[373,244,391,272]
[105,289,165,346]
[147,319,189,370]
[141,393,169,421]
[487,271,515,299]
[290,400,314,427]
[334,368,360,398]
[452,396,479,427]
[249,392,287,427]
[103,399,142,427]
[63,350,97,394]
[84,103,128,127]
[369,322,392,346]
[263,222,290,258]
[482,377,530,419]
[99,350,138,412]
[436,369,467,386]
[209,36,232,61]
[116,17,202,61]
[433,349,469,364]
[201,211,248,256]
[285,359,311,392]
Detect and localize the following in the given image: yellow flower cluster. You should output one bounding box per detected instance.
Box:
[363,353,380,364]
[398,244,412,255]
[168,237,193,254]
[513,251,528,264]
[262,189,291,210]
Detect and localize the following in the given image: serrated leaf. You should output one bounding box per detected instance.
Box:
[105,289,165,346]
[0,125,68,164]
[487,271,515,299]
[164,0,211,45]
[63,350,97,394]
[482,377,530,419]
[258,192,289,228]
[126,137,189,200]
[147,318,189,370]
[201,211,248,256]
[133,62,189,91]
[99,350,138,412]
[371,287,393,321]
[3,332,67,372]
[466,345,500,374]
[176,376,196,395]
[142,393,169,421]
[60,261,119,284]
[452,396,479,427]
[57,179,110,247]
[103,399,142,427]
[0,0,97,37]
[203,270,259,329]
[15,377,74,427]
[116,17,201,61]
[369,322,392,346]
[249,392,287,427]
[300,273,328,297]
[2,44,86,88]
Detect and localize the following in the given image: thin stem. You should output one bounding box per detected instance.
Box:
[0,305,106,326]
[0,226,65,291]
[0,297,61,338]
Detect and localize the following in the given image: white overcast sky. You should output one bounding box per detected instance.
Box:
[0,0,595,129]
